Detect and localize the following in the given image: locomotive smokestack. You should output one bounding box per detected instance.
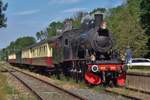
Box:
[94,14,103,27]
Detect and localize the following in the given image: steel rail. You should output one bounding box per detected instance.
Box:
[14,68,87,100]
[105,86,150,100]
[1,63,86,100]
[1,65,44,100]
[105,89,141,100]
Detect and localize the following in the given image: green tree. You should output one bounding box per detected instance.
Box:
[0,36,36,60]
[140,0,150,57]
[72,11,86,29]
[0,48,7,60]
[140,0,150,35]
[48,21,63,37]
[7,36,36,54]
[36,21,63,41]
[16,37,36,50]
[90,8,106,14]
[72,9,106,29]
[36,32,42,41]
[107,0,148,57]
[40,30,46,40]
[0,0,8,28]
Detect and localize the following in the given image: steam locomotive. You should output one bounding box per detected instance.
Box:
[8,14,126,86]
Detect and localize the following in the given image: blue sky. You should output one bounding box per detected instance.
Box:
[0,0,124,48]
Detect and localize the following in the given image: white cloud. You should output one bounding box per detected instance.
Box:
[62,8,86,13]
[13,9,40,16]
[49,0,81,4]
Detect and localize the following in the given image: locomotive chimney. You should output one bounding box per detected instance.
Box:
[94,14,103,27]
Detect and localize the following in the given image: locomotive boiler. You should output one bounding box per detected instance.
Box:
[70,14,113,60]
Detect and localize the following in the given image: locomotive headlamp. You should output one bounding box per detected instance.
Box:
[91,65,99,73]
[90,54,96,61]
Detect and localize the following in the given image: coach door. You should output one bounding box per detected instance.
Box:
[63,38,72,60]
[16,51,22,64]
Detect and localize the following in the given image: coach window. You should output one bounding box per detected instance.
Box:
[40,47,42,56]
[37,48,39,56]
[32,50,34,57]
[39,47,41,56]
[32,50,34,56]
[35,48,37,57]
[42,46,44,56]
[65,39,69,46]
[27,51,29,58]
[43,46,45,55]
[44,46,47,55]
[31,50,33,56]
[44,46,46,54]
[39,47,40,56]
[37,48,39,57]
[42,46,43,55]
[33,49,35,57]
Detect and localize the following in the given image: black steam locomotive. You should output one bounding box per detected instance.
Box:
[54,14,126,86]
[8,14,126,86]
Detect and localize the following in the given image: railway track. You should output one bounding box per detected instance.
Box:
[0,63,86,100]
[105,71,150,100]
[1,62,150,100]
[105,86,150,100]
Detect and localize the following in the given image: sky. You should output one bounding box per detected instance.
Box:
[0,0,124,49]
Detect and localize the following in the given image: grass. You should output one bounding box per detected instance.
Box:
[50,74,106,93]
[0,73,19,100]
[0,73,8,100]
[0,73,22,100]
[129,66,150,70]
[127,66,150,73]
[0,73,36,100]
[51,74,86,87]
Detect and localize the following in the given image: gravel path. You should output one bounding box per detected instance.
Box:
[68,88,129,100]
[12,71,81,100]
[5,73,37,100]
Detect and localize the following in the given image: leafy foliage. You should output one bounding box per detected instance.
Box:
[140,0,150,57]
[0,48,7,60]
[106,0,148,57]
[0,0,7,28]
[72,11,86,29]
[36,30,47,41]
[13,37,36,51]
[0,36,36,60]
[47,21,63,37]
[36,21,63,41]
[140,0,150,35]
[35,9,107,41]
[90,8,106,14]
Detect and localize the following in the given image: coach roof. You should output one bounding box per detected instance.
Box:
[22,34,62,50]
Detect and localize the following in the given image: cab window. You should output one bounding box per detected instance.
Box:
[65,39,69,46]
